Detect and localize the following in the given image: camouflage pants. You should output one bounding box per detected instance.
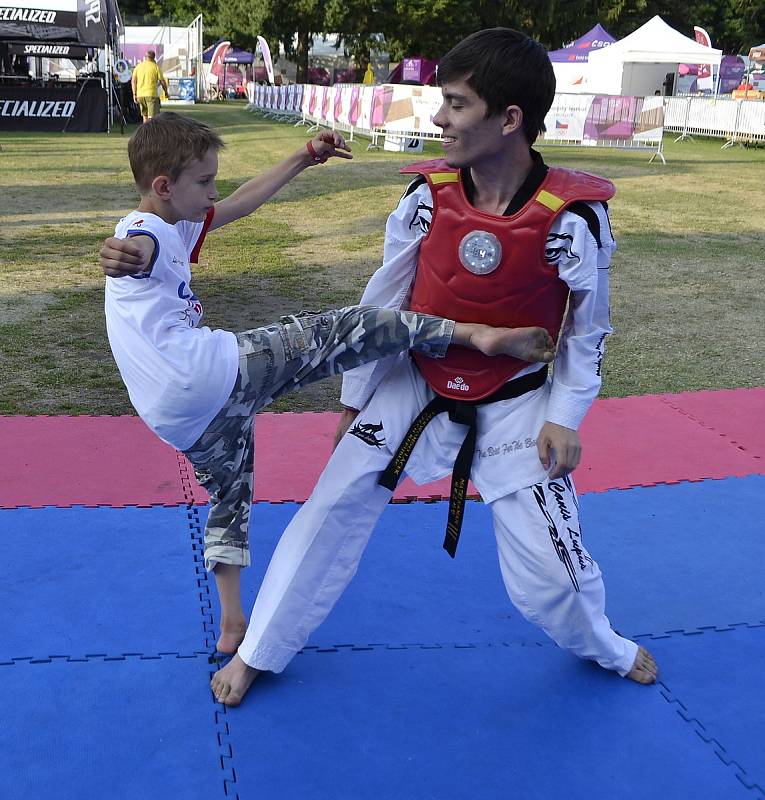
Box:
[182,306,455,570]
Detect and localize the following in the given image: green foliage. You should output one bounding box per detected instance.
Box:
[116,0,765,66]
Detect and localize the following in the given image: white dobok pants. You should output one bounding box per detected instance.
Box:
[237,417,637,677]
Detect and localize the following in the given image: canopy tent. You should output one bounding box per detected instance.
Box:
[549,24,615,62]
[1,0,123,132]
[202,42,252,64]
[587,15,722,96]
[548,23,615,93]
[223,47,252,64]
[201,41,250,93]
[0,0,122,47]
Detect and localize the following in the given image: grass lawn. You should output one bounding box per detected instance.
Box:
[1,101,763,415]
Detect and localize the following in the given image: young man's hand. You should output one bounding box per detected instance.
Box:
[537,421,581,479]
[100,235,154,278]
[307,131,353,164]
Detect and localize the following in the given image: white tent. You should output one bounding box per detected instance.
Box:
[587,15,722,96]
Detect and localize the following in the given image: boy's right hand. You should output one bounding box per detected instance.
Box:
[306,131,353,165]
[100,236,153,277]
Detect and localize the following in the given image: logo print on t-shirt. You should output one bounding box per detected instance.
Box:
[177,281,203,326]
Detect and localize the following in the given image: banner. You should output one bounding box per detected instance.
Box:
[542,94,592,141]
[693,26,713,92]
[76,0,105,46]
[256,85,664,155]
[0,81,107,131]
[8,41,88,57]
[256,35,274,85]
[0,0,106,44]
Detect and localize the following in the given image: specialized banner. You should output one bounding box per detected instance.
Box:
[76,0,105,46]
[0,81,107,131]
[8,40,88,57]
[0,0,106,44]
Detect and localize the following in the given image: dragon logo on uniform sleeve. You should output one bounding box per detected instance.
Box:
[408,202,432,234]
[545,232,580,265]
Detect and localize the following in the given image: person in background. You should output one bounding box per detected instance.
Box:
[132,50,168,123]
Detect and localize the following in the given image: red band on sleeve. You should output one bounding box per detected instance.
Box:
[190,206,215,263]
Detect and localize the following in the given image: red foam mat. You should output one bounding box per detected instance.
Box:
[574,393,762,494]
[242,413,458,506]
[1,388,762,509]
[0,416,188,508]
[659,387,765,458]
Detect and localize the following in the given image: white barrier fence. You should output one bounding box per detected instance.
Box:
[665,95,765,147]
[543,94,665,163]
[247,83,669,160]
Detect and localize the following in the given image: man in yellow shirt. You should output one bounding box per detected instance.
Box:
[131,50,168,123]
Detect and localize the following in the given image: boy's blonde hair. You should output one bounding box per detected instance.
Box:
[128,111,225,193]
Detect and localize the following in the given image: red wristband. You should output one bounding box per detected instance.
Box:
[306,140,327,164]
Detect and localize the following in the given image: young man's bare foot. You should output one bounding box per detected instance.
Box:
[625,646,658,684]
[211,654,260,706]
[463,324,555,362]
[216,615,247,654]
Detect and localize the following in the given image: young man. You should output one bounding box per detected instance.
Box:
[100,111,556,655]
[210,28,657,706]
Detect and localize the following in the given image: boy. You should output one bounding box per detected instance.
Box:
[210,28,657,707]
[102,111,556,655]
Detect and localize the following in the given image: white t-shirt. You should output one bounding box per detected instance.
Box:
[104,210,239,450]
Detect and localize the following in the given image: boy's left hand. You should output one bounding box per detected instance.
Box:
[306,131,353,164]
[537,421,581,479]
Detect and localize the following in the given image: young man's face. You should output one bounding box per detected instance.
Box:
[169,149,219,222]
[432,78,509,169]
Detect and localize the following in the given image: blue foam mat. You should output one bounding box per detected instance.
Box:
[0,506,211,658]
[212,475,765,648]
[223,643,750,800]
[0,655,226,800]
[205,501,544,647]
[585,475,765,636]
[646,625,765,793]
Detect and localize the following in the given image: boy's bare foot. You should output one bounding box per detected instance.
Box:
[469,324,555,362]
[211,654,260,706]
[625,646,658,684]
[216,615,247,654]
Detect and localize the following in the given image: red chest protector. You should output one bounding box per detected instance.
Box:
[404,160,615,400]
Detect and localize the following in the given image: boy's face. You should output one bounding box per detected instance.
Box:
[433,78,509,169]
[168,149,219,223]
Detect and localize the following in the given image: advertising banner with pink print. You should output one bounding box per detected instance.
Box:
[693,27,714,92]
[254,84,664,157]
[543,93,663,151]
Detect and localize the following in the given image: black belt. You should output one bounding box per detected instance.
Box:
[378,366,548,558]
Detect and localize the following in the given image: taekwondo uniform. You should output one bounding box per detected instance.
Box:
[237,151,639,677]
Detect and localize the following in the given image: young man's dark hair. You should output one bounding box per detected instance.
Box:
[437,27,556,144]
